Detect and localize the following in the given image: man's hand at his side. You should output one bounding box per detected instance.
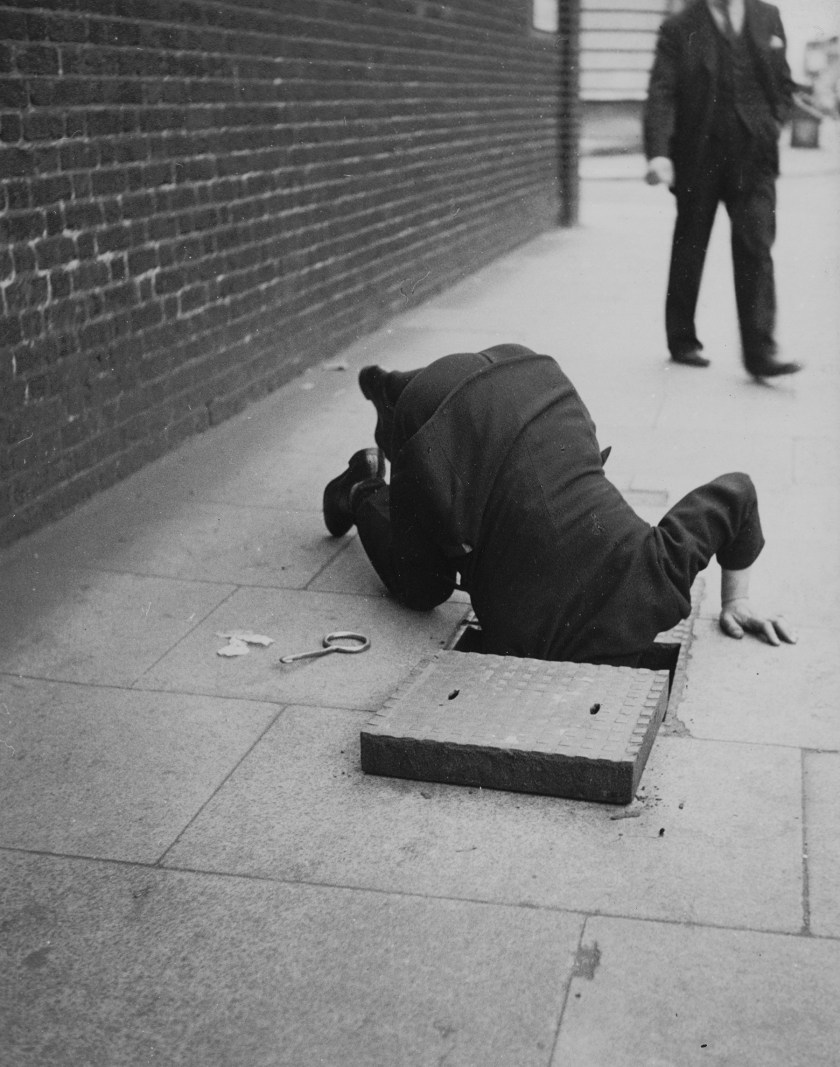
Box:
[719,598,798,646]
[645,157,674,186]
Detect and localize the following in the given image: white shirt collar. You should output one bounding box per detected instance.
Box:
[706,0,746,36]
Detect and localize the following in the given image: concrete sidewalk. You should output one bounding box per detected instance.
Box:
[1,128,839,1066]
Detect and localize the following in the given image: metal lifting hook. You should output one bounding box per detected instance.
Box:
[279,631,371,664]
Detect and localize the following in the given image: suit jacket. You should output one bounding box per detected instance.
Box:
[644,0,795,185]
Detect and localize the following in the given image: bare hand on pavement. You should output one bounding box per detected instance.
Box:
[719,598,798,646]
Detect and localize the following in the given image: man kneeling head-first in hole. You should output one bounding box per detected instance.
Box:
[323,344,796,665]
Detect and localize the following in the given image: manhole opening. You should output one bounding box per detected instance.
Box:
[449,621,681,693]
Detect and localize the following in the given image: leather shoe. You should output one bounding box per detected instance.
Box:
[746,357,803,380]
[323,448,385,536]
[670,349,710,368]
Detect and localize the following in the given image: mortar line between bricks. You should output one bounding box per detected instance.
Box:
[800,748,813,936]
[549,915,590,1064]
[6,841,835,943]
[152,703,291,868]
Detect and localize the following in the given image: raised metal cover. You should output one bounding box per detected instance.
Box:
[360,651,670,805]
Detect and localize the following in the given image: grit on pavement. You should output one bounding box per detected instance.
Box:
[1,126,839,1067]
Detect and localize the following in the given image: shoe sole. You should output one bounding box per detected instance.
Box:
[322,472,354,537]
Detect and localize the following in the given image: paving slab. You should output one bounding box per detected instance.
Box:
[653,369,826,437]
[677,621,840,750]
[134,587,466,710]
[163,705,803,932]
[340,320,513,370]
[0,565,234,687]
[697,530,840,629]
[79,436,360,529]
[804,751,840,938]
[755,485,840,543]
[552,916,840,1067]
[19,499,347,590]
[0,851,584,1067]
[623,433,797,499]
[0,676,279,862]
[793,434,840,487]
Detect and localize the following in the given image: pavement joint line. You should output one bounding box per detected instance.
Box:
[153,704,290,868]
[800,748,812,937]
[6,672,830,754]
[0,671,832,755]
[549,915,591,1062]
[53,562,240,591]
[6,842,836,944]
[127,583,241,689]
[197,500,324,513]
[0,672,289,708]
[71,562,338,585]
[303,535,362,590]
[85,565,409,595]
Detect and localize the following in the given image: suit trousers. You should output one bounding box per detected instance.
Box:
[667,123,778,367]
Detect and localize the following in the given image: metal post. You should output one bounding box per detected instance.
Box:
[557,0,582,227]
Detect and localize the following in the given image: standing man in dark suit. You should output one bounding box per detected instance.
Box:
[644,0,802,380]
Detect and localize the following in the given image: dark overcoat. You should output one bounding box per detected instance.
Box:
[389,347,692,662]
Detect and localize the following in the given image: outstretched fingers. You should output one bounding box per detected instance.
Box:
[748,613,798,646]
[755,617,782,646]
[719,608,798,646]
[769,615,798,645]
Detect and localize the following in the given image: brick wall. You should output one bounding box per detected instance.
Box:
[0,0,572,546]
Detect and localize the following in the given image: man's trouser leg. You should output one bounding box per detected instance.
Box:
[726,170,778,367]
[351,481,408,601]
[666,179,720,358]
[655,472,765,598]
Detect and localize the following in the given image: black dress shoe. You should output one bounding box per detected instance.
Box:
[746,357,803,381]
[323,448,385,536]
[670,349,710,368]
